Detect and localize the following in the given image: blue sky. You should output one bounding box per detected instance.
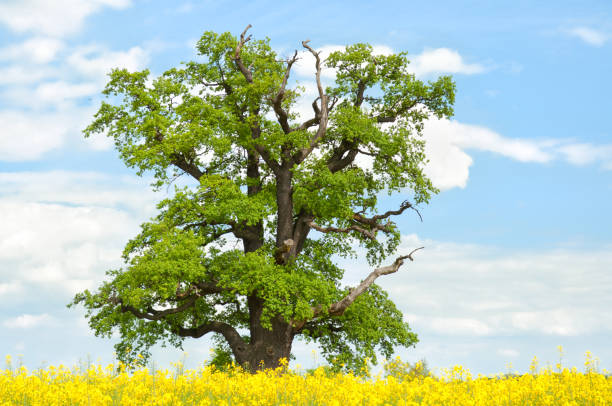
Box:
[0,0,611,375]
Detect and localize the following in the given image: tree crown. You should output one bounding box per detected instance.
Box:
[71,26,455,373]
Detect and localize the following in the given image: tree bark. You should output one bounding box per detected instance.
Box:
[233,295,294,371]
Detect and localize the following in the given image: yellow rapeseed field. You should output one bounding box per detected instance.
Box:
[1,350,610,405]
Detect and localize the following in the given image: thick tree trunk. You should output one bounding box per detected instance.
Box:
[233,295,294,372]
[232,148,295,372]
[236,321,294,371]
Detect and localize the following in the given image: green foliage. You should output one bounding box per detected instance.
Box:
[302,284,418,373]
[384,357,432,382]
[70,27,455,372]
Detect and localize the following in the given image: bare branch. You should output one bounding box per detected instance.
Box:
[234,24,253,83]
[307,220,378,241]
[321,247,424,317]
[273,51,299,134]
[354,200,422,224]
[293,40,329,165]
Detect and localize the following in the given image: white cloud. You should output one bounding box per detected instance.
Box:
[0,105,108,161]
[0,110,72,161]
[409,48,486,76]
[510,309,600,336]
[421,117,612,190]
[0,201,136,293]
[421,120,474,190]
[0,37,65,64]
[33,81,99,104]
[421,117,555,190]
[568,27,608,47]
[556,143,612,168]
[3,313,55,329]
[371,234,612,338]
[0,0,131,37]
[67,45,150,80]
[0,281,23,296]
[0,40,152,160]
[0,171,158,213]
[0,171,160,297]
[0,65,57,85]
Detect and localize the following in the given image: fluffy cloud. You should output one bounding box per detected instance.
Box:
[67,45,150,81]
[421,117,612,190]
[0,171,160,300]
[568,27,608,47]
[556,143,612,169]
[369,234,612,338]
[0,37,64,64]
[421,118,553,190]
[0,110,74,161]
[0,281,23,297]
[0,41,151,160]
[3,313,55,329]
[0,0,131,37]
[408,48,486,76]
[0,201,136,287]
[0,171,158,213]
[292,44,480,80]
[0,65,57,85]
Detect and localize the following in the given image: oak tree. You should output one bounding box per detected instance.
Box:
[70,26,455,372]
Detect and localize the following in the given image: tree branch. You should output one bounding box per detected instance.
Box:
[354,200,422,224]
[177,321,248,356]
[272,50,298,134]
[306,220,378,241]
[117,296,198,321]
[355,79,366,107]
[153,128,204,181]
[234,24,253,83]
[169,153,204,181]
[231,26,280,175]
[326,139,359,173]
[308,200,421,240]
[322,247,424,317]
[292,40,329,165]
[374,98,423,123]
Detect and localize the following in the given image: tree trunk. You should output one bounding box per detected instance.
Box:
[233,296,294,372]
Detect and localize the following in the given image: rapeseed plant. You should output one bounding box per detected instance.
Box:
[0,351,610,405]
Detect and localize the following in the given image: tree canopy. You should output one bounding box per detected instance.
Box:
[70,25,455,373]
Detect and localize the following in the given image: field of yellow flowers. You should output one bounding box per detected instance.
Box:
[1,351,610,405]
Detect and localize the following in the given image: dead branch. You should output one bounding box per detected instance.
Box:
[272,50,299,134]
[307,220,379,241]
[323,247,424,317]
[234,24,254,83]
[292,40,329,164]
